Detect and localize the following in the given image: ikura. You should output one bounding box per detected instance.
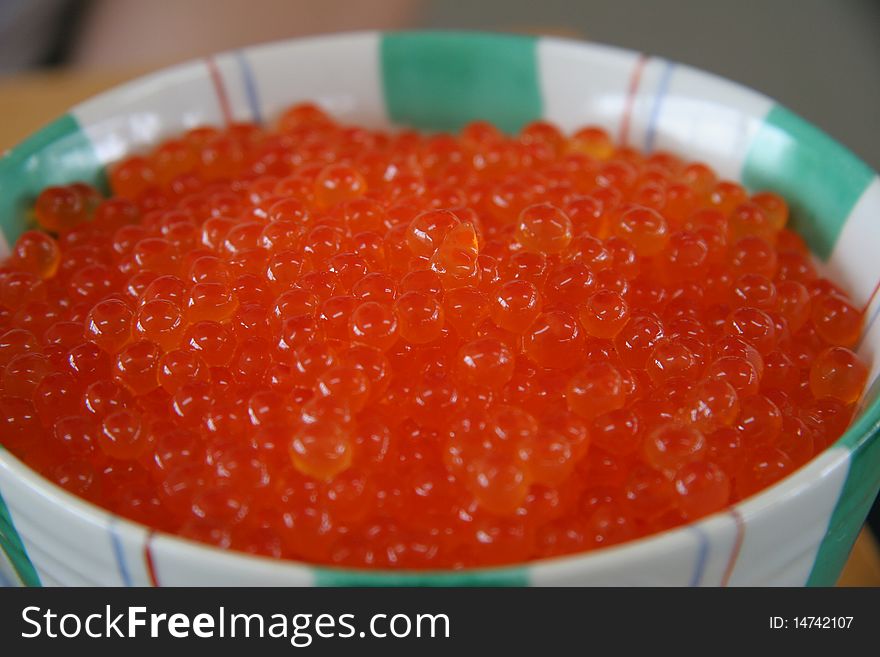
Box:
[0,105,869,570]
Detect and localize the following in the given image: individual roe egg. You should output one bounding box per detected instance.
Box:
[810,347,868,404]
[515,203,573,254]
[491,279,542,333]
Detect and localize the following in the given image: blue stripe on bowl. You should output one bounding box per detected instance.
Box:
[644,60,676,153]
[686,524,710,587]
[235,51,264,125]
[108,518,133,587]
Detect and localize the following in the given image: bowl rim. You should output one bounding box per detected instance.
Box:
[1,29,878,584]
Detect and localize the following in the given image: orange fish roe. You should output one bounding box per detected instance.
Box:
[0,104,871,569]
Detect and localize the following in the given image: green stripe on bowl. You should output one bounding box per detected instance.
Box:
[741,104,874,260]
[806,375,880,586]
[806,437,880,586]
[380,32,542,134]
[0,114,107,248]
[0,481,41,586]
[314,566,528,587]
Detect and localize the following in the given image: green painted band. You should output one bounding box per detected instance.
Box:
[806,370,880,585]
[380,31,542,134]
[314,566,528,587]
[0,113,107,248]
[741,104,874,261]
[806,432,880,586]
[0,476,41,586]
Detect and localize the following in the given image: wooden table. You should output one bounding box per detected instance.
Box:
[1,69,878,586]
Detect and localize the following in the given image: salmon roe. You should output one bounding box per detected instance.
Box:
[0,105,870,569]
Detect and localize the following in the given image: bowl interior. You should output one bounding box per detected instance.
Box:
[1,31,879,586]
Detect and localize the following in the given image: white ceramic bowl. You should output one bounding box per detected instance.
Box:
[1,31,879,586]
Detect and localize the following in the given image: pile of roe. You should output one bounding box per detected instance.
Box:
[0,104,869,568]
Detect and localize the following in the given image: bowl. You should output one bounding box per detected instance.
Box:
[1,31,878,587]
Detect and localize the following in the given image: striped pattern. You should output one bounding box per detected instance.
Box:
[205,57,234,126]
[644,61,676,153]
[0,467,40,586]
[743,106,875,261]
[108,519,133,586]
[0,31,878,587]
[381,32,541,134]
[0,115,106,253]
[720,509,745,586]
[685,525,710,587]
[314,566,527,587]
[618,54,648,146]
[235,51,263,125]
[144,531,161,587]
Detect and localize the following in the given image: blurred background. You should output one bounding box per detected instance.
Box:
[0,0,878,582]
[0,0,878,169]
